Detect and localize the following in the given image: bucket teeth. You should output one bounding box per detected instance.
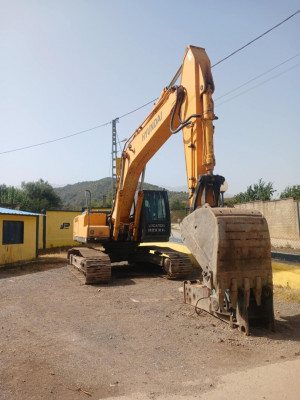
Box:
[181,207,275,334]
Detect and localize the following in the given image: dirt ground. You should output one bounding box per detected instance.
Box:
[1,256,300,400]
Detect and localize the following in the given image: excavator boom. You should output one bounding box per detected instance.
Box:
[111,46,220,241]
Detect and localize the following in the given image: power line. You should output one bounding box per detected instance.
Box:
[211,10,300,68]
[117,98,158,119]
[216,62,300,106]
[168,10,300,85]
[215,52,300,101]
[0,97,159,156]
[1,9,299,156]
[0,121,112,155]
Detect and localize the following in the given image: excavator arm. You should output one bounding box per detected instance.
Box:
[111,46,223,241]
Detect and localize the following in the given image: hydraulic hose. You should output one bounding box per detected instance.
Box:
[170,85,202,134]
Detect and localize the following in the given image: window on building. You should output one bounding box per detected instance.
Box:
[2,220,24,244]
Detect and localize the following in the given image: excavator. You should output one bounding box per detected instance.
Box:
[68,45,274,335]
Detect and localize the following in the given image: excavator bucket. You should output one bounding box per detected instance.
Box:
[181,206,275,334]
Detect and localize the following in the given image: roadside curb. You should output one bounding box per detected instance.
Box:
[271,251,300,264]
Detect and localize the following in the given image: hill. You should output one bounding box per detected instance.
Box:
[54,177,188,208]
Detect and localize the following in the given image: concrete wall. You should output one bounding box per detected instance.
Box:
[234,198,300,249]
[0,214,37,265]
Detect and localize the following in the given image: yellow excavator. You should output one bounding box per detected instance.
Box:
[68,45,274,335]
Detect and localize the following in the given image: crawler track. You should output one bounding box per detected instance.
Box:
[68,247,111,284]
[132,246,194,279]
[68,245,194,284]
[154,246,194,279]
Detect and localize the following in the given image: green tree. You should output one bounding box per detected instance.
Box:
[280,185,300,200]
[0,184,9,203]
[233,179,276,204]
[105,192,113,208]
[0,184,23,206]
[170,198,186,211]
[19,179,62,212]
[90,192,113,209]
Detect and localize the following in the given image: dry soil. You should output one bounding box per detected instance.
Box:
[0,258,300,399]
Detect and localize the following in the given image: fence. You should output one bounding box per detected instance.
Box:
[234,198,300,250]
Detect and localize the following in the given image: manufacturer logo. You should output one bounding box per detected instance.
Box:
[147,223,167,233]
[60,222,70,230]
[142,112,162,141]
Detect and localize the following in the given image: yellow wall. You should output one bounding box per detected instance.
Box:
[0,214,37,265]
[45,211,80,248]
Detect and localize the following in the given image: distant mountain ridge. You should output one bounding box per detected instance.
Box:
[163,185,187,192]
[54,177,188,208]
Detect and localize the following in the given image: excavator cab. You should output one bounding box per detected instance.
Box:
[138,190,171,242]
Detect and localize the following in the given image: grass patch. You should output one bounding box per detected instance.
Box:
[274,285,300,303]
[39,251,67,260]
[39,246,70,258]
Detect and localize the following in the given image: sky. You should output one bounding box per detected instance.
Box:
[1,0,299,196]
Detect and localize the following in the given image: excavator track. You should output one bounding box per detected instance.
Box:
[132,246,194,279]
[154,246,194,279]
[68,247,111,284]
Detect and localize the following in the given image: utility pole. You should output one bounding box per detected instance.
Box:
[111,118,119,201]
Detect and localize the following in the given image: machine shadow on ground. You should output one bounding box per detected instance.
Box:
[109,261,198,284]
[253,313,300,342]
[93,262,181,287]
